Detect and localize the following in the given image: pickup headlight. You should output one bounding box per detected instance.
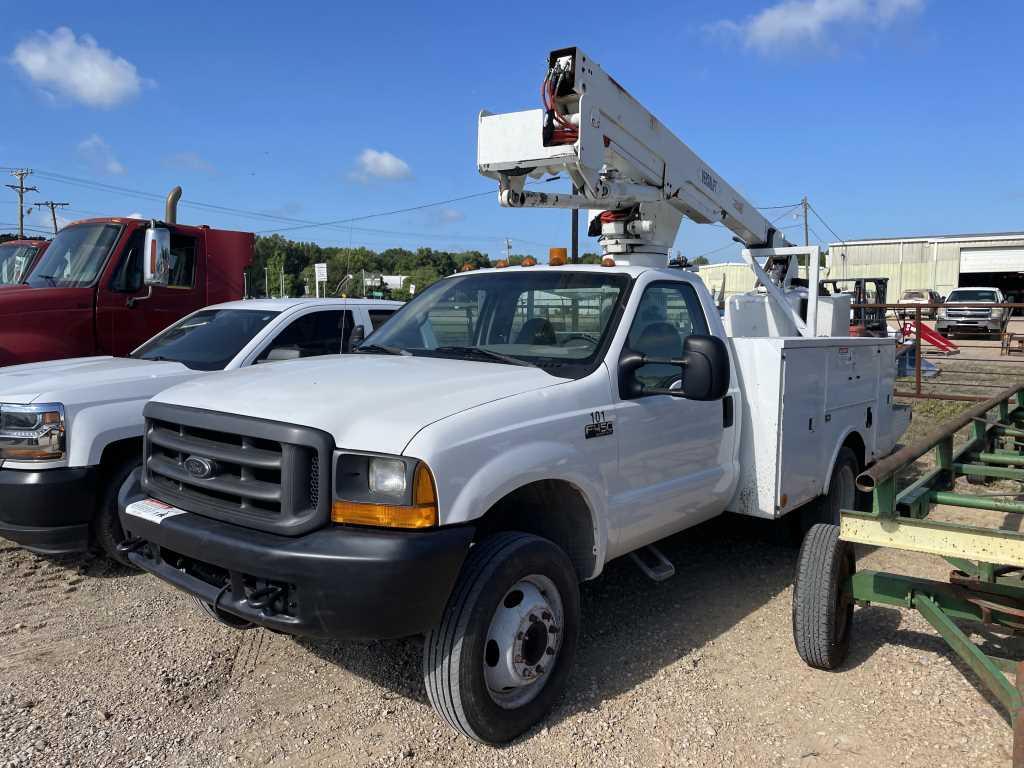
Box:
[991,307,1003,319]
[331,452,437,528]
[937,308,948,319]
[0,403,66,460]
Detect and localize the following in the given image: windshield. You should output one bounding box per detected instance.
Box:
[25,224,121,288]
[131,308,280,371]
[363,270,630,373]
[948,289,998,302]
[0,243,39,285]
[902,291,925,299]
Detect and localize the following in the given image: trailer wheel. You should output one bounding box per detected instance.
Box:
[423,531,579,744]
[793,523,855,670]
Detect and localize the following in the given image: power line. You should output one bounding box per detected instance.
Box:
[806,200,846,245]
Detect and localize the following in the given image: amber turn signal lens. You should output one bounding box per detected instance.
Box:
[332,463,439,529]
[331,501,437,529]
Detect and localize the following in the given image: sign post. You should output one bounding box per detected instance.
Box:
[314,262,327,298]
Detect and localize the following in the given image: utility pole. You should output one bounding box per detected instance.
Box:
[35,201,69,234]
[802,195,809,247]
[279,266,284,298]
[264,266,270,298]
[6,170,38,238]
[505,238,512,262]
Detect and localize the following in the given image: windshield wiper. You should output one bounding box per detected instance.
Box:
[355,343,410,356]
[432,346,537,368]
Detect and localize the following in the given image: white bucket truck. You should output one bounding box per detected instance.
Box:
[120,47,909,743]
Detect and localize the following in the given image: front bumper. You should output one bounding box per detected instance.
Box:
[936,318,1001,334]
[0,466,97,553]
[119,489,474,639]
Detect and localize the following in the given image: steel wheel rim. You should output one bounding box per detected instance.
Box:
[482,574,564,710]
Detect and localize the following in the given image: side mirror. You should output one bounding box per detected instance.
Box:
[143,227,171,287]
[346,324,365,352]
[619,334,730,401]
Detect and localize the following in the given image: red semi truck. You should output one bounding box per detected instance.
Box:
[0,239,48,286]
[0,188,254,366]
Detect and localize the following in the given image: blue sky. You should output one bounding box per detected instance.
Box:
[2,1,1021,262]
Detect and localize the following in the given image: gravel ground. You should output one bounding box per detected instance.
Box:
[3,391,1024,767]
[2,511,1021,768]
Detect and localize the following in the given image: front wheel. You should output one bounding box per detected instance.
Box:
[92,457,141,566]
[423,532,579,744]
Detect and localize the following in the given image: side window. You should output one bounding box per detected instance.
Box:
[368,309,397,330]
[111,230,145,293]
[257,310,352,361]
[626,282,709,390]
[168,233,197,288]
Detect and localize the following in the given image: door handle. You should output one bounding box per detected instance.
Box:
[722,396,734,428]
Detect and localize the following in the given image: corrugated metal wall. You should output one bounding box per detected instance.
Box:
[694,263,757,300]
[828,237,1024,299]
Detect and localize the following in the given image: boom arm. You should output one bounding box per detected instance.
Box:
[478,47,791,266]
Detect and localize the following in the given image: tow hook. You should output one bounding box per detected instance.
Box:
[246,585,284,610]
[116,536,147,554]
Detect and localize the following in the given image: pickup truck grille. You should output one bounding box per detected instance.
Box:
[945,308,991,319]
[142,402,333,535]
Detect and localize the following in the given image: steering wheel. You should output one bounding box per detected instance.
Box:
[559,332,599,347]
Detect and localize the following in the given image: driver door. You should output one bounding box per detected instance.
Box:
[611,281,727,550]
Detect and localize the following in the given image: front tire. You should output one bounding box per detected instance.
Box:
[92,457,140,566]
[423,532,580,744]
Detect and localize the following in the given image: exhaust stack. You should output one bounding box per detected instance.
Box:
[165,186,182,224]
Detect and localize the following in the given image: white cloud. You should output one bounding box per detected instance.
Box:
[10,27,151,108]
[709,0,923,52]
[77,134,125,175]
[348,149,412,182]
[126,212,144,219]
[437,208,465,223]
[164,151,216,174]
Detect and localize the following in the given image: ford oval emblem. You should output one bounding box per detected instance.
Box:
[184,455,217,479]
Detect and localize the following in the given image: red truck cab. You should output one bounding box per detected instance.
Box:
[0,208,253,365]
[0,239,48,286]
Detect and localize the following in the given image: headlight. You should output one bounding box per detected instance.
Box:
[0,403,66,460]
[937,308,947,319]
[369,457,407,496]
[991,307,1003,319]
[331,452,437,528]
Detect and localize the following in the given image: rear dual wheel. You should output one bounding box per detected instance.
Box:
[424,532,579,744]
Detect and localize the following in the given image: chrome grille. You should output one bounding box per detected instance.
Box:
[142,402,333,536]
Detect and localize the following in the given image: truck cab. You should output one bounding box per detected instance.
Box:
[0,238,47,286]
[0,212,253,366]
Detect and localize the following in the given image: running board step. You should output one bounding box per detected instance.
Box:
[629,545,675,582]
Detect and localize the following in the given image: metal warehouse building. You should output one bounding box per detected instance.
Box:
[828,232,1024,301]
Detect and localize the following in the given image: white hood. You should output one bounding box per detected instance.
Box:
[154,354,569,455]
[0,356,197,406]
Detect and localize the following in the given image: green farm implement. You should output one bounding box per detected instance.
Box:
[793,384,1024,765]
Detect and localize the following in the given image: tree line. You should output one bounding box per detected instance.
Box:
[252,234,604,299]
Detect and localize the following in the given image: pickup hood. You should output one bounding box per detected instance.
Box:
[155,354,569,455]
[0,356,196,405]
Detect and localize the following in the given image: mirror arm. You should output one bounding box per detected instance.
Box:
[127,286,153,309]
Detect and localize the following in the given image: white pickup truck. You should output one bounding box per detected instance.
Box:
[0,297,400,561]
[119,262,909,742]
